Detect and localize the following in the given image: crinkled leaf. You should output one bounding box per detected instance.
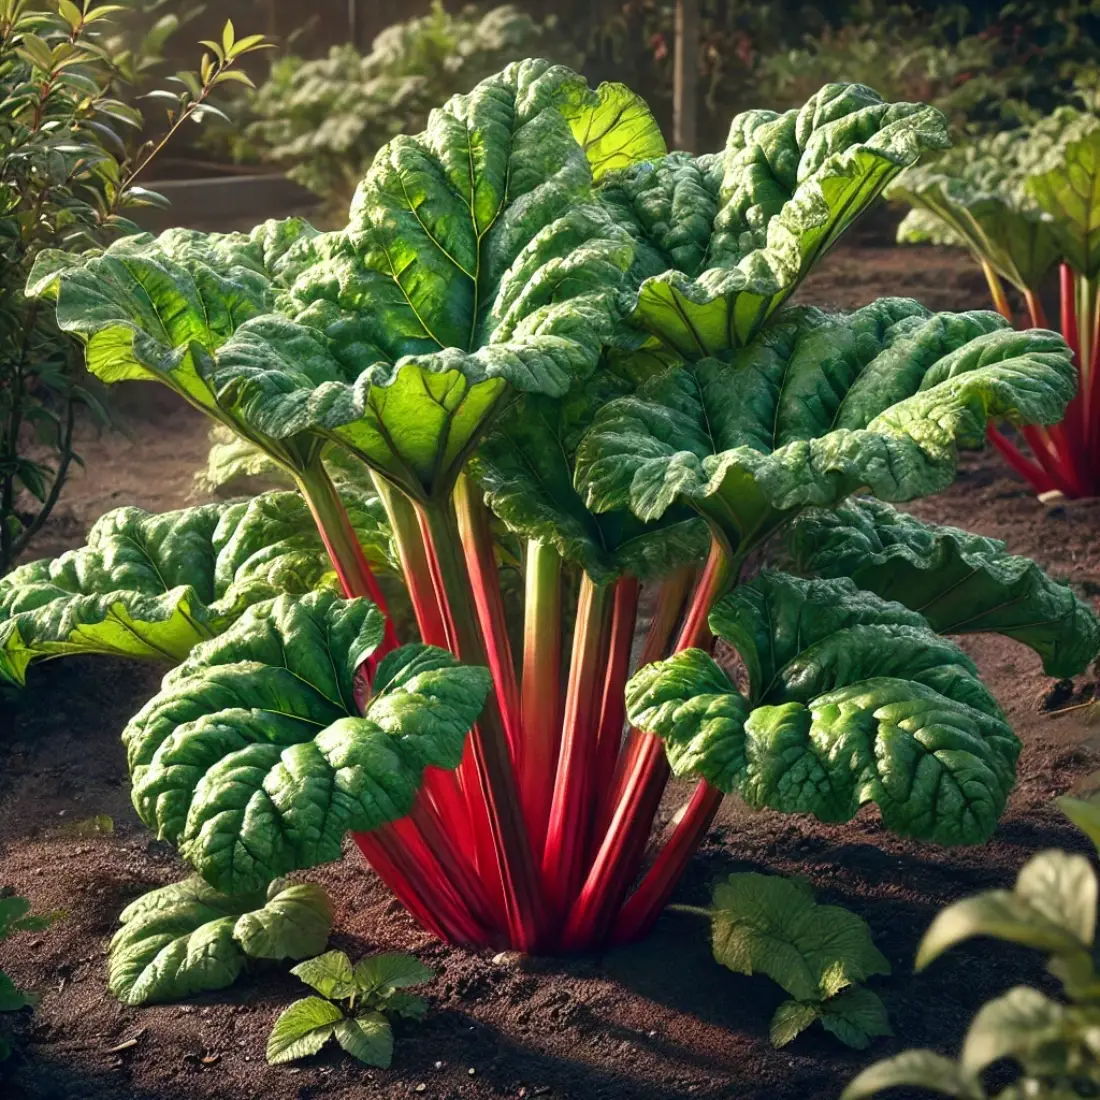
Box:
[704,872,889,1003]
[353,952,434,996]
[842,1050,984,1100]
[266,996,344,1064]
[123,591,491,893]
[961,987,1067,1076]
[27,219,326,470]
[472,376,708,584]
[770,999,821,1048]
[602,84,949,357]
[0,490,390,687]
[203,60,634,500]
[626,573,1019,845]
[291,950,357,1000]
[787,497,1100,677]
[819,986,893,1050]
[1028,116,1100,278]
[108,876,333,1005]
[560,80,666,181]
[577,300,1075,553]
[916,850,1097,971]
[335,1012,393,1067]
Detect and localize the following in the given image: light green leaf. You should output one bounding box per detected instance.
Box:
[602,84,949,356]
[842,1050,985,1100]
[1057,794,1100,853]
[352,952,434,996]
[124,591,491,893]
[628,572,1018,844]
[1028,116,1100,278]
[820,986,893,1050]
[0,490,380,687]
[577,300,1075,555]
[561,80,666,181]
[961,987,1067,1075]
[108,876,333,1005]
[334,1012,393,1067]
[266,996,344,1064]
[291,950,356,1000]
[704,872,889,1002]
[916,850,1097,971]
[770,999,820,1048]
[787,497,1100,678]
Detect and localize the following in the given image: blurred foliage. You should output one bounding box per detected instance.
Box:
[233,2,583,211]
[0,2,267,575]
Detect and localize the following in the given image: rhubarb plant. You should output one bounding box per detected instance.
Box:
[20,63,1100,956]
[889,107,1100,498]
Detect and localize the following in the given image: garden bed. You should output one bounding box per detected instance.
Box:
[1,242,1096,1100]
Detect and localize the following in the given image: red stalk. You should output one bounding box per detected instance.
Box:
[418,496,546,952]
[561,542,728,950]
[611,782,723,944]
[518,540,563,851]
[454,474,522,755]
[591,575,641,838]
[601,566,696,829]
[1058,263,1090,475]
[986,423,1054,494]
[296,462,400,670]
[541,574,614,916]
[353,829,450,942]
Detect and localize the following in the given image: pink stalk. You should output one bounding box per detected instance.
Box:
[541,574,614,916]
[987,424,1054,495]
[518,540,564,851]
[561,542,727,949]
[418,497,546,952]
[454,474,522,754]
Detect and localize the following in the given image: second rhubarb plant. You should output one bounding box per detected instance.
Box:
[19,63,1100,956]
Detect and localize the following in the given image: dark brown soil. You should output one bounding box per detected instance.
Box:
[2,241,1099,1100]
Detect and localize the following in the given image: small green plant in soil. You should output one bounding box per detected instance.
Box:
[7,62,1098,960]
[889,102,1100,499]
[844,787,1100,1098]
[0,891,57,1060]
[0,3,269,574]
[673,872,892,1050]
[266,949,434,1068]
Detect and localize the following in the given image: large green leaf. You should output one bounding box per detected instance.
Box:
[705,872,889,1002]
[560,80,667,182]
[198,60,635,501]
[1028,114,1100,278]
[27,219,326,472]
[842,1050,985,1100]
[108,876,333,1005]
[787,497,1100,678]
[471,373,708,584]
[0,490,393,687]
[600,84,949,358]
[577,300,1075,555]
[123,591,491,894]
[626,572,1019,845]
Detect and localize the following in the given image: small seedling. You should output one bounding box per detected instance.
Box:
[1,892,59,1060]
[674,872,892,1050]
[267,949,435,1068]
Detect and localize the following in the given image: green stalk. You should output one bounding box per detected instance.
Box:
[518,539,564,852]
[416,495,545,952]
[980,259,1013,324]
